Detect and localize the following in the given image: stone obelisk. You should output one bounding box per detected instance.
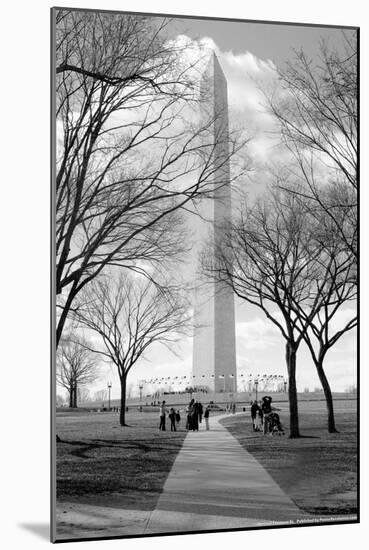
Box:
[192,52,237,394]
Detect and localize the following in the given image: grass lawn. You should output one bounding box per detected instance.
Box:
[220,400,357,516]
[56,409,187,511]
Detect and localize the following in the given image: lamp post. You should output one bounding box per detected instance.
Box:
[139,382,143,412]
[254,377,259,402]
[107,381,112,411]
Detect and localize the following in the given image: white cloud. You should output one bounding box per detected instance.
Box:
[328,307,357,336]
[236,317,280,351]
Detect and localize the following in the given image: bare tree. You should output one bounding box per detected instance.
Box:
[204,189,330,438]
[269,33,357,258]
[73,271,190,426]
[54,10,246,346]
[260,35,357,431]
[205,186,356,436]
[289,210,357,432]
[56,336,99,408]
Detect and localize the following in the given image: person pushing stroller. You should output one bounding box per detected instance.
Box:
[261,396,273,434]
[261,396,284,435]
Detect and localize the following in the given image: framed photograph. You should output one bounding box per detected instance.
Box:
[51,6,358,543]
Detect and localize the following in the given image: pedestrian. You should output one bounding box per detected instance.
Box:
[250,400,259,431]
[169,408,176,431]
[186,406,192,430]
[192,399,200,431]
[258,401,264,427]
[254,408,262,431]
[204,405,210,430]
[198,401,203,424]
[175,409,181,425]
[232,402,236,414]
[159,400,167,431]
[261,396,273,434]
[186,398,194,430]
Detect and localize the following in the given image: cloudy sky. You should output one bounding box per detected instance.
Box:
[67,16,357,400]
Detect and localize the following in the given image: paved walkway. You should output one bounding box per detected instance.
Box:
[144,413,308,534]
[56,413,310,539]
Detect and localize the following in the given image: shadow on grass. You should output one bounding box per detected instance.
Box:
[59,437,180,459]
[62,440,152,459]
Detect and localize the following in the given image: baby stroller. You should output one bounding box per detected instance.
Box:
[268,412,285,435]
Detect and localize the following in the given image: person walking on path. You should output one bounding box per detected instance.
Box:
[250,400,260,431]
[254,407,263,431]
[192,400,201,431]
[204,405,210,430]
[197,401,204,424]
[169,408,176,432]
[175,409,181,426]
[190,401,199,432]
[186,399,195,430]
[159,400,167,431]
[261,396,272,434]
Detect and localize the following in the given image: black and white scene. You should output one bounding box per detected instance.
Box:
[53,7,358,542]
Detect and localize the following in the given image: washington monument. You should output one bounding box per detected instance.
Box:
[192,52,237,393]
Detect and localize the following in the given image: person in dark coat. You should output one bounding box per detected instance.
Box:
[159,400,167,431]
[250,400,260,431]
[191,400,200,431]
[197,401,204,424]
[169,408,176,431]
[261,396,273,434]
[204,406,210,430]
[186,399,195,430]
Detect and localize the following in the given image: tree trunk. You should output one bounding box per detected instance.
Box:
[73,383,78,408]
[69,387,73,408]
[56,281,79,347]
[315,359,338,433]
[286,341,300,438]
[119,374,127,426]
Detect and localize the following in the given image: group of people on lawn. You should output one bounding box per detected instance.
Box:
[159,398,210,431]
[158,394,280,435]
[250,396,279,434]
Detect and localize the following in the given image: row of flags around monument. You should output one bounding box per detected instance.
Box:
[139,374,286,384]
